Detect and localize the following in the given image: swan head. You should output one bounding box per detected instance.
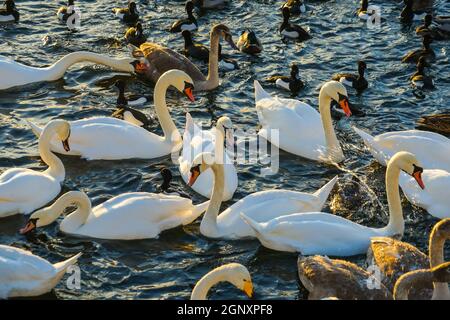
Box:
[45,119,71,152]
[215,116,234,147]
[212,24,239,51]
[188,152,216,186]
[20,205,60,234]
[390,151,425,189]
[160,69,195,102]
[321,81,351,117]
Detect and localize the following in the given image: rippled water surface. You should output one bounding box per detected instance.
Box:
[1,0,449,299]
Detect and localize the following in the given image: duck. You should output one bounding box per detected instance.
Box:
[279,7,311,41]
[297,255,392,300]
[179,114,238,201]
[281,0,306,15]
[218,44,238,71]
[357,0,381,21]
[26,70,195,160]
[56,0,76,22]
[367,218,450,300]
[416,14,449,40]
[113,1,139,24]
[124,22,147,47]
[353,127,450,219]
[0,52,141,91]
[0,120,70,218]
[410,56,434,90]
[20,189,209,240]
[402,35,435,64]
[394,262,450,300]
[240,152,425,256]
[416,114,450,136]
[0,0,19,23]
[0,245,81,299]
[191,263,253,300]
[237,29,263,54]
[254,80,351,163]
[157,167,188,197]
[187,152,338,239]
[170,1,198,33]
[111,80,153,129]
[182,30,210,63]
[266,64,304,96]
[332,61,368,92]
[131,24,238,91]
[401,0,427,23]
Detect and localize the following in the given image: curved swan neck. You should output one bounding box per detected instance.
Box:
[200,163,225,237]
[203,30,220,90]
[45,52,132,81]
[40,124,65,182]
[429,225,450,300]
[318,89,342,162]
[154,74,181,142]
[383,162,404,236]
[394,270,432,300]
[58,191,92,234]
[191,267,228,300]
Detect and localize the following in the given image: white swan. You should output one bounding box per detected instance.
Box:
[0,120,70,218]
[0,52,142,90]
[354,127,450,219]
[254,80,352,163]
[0,244,81,299]
[187,152,338,239]
[191,263,253,300]
[241,152,425,256]
[179,113,238,200]
[26,70,195,160]
[20,191,209,240]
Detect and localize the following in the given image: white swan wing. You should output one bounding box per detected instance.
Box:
[0,56,48,90]
[78,193,197,239]
[354,128,450,170]
[399,169,450,219]
[251,212,377,256]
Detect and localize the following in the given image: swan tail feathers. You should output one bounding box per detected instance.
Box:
[240,213,264,235]
[254,80,271,103]
[53,252,82,275]
[314,176,338,207]
[353,126,375,146]
[26,120,43,138]
[183,200,211,225]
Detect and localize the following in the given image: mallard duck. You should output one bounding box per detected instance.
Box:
[113,1,139,24]
[410,56,434,89]
[237,29,262,54]
[332,60,368,91]
[170,1,198,33]
[298,255,392,300]
[131,24,238,91]
[281,0,306,15]
[402,35,435,64]
[266,64,304,95]
[280,7,311,41]
[416,14,449,40]
[125,22,147,47]
[157,167,189,197]
[401,0,427,23]
[112,80,152,129]
[416,114,450,136]
[182,30,209,62]
[0,0,19,23]
[56,0,76,22]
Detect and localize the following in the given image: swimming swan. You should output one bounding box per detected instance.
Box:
[241,152,425,256]
[187,152,338,239]
[26,70,195,160]
[20,190,209,240]
[0,52,143,90]
[0,120,70,218]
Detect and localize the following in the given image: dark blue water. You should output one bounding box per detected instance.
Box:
[0,0,449,299]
